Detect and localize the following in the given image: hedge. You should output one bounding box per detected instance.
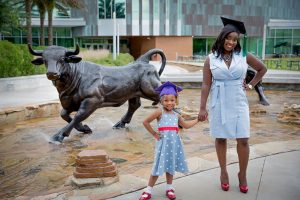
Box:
[0,41,134,78]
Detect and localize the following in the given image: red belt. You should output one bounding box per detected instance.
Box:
[158,127,179,132]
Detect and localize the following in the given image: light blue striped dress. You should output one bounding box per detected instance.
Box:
[151,110,188,176]
[208,52,250,138]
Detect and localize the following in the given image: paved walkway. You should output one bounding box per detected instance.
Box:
[108,150,300,200]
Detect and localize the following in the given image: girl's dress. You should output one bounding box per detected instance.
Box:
[208,52,250,138]
[151,110,188,176]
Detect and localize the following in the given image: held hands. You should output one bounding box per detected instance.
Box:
[153,132,161,141]
[198,109,208,122]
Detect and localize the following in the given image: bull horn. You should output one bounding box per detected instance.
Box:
[65,44,80,56]
[28,43,43,56]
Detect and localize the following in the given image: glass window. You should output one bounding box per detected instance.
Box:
[98,0,125,19]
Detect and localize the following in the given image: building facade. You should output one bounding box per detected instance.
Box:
[3,0,300,60]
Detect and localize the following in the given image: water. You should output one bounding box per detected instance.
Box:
[0,89,299,199]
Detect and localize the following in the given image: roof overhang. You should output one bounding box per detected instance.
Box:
[268,19,300,29]
[29,17,86,27]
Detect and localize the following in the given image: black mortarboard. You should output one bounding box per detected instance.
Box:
[221,17,246,34]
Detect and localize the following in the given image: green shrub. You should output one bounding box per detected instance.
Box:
[0,41,134,78]
[0,40,23,77]
[95,53,134,66]
[0,41,46,78]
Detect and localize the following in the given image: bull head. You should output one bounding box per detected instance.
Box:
[28,44,82,80]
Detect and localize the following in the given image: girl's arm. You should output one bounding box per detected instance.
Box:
[178,116,199,129]
[198,57,212,121]
[246,53,267,88]
[143,108,162,140]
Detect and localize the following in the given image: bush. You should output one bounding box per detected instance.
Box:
[0,41,134,78]
[0,40,23,77]
[95,53,134,66]
[0,41,46,78]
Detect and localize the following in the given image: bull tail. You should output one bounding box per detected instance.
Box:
[136,49,166,76]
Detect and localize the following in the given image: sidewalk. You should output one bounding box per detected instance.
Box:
[109,150,300,200]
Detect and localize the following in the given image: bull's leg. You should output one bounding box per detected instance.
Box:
[113,97,141,129]
[51,98,98,142]
[254,82,270,106]
[60,109,92,133]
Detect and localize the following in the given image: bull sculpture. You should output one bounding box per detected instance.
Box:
[246,68,270,106]
[28,44,165,142]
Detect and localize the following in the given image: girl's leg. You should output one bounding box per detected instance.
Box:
[166,172,173,185]
[236,138,249,186]
[165,172,176,199]
[139,175,159,199]
[148,175,159,187]
[215,138,229,184]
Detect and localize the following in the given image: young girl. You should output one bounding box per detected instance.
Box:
[139,81,199,200]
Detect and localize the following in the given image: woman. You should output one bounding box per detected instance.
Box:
[198,17,267,193]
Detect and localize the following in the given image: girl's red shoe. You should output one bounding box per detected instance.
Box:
[139,192,152,200]
[166,189,176,200]
[221,183,230,191]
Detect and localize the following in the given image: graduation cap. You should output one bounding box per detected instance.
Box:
[155,81,182,97]
[221,17,246,34]
[221,16,248,56]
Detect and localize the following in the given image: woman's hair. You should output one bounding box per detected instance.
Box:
[211,25,242,58]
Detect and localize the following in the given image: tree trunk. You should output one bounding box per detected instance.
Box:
[47,8,53,46]
[39,13,45,46]
[25,0,32,44]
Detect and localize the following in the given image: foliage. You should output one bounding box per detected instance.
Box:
[94,53,134,66]
[0,41,45,78]
[0,0,20,35]
[0,41,134,78]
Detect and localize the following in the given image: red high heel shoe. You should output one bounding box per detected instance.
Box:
[220,173,229,191]
[221,183,230,191]
[238,173,248,193]
[239,185,248,193]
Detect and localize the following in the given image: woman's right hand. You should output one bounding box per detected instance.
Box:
[198,109,208,122]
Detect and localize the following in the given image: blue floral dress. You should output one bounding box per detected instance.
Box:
[151,110,188,176]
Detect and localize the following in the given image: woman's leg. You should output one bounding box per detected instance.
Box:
[236,138,249,186]
[215,138,229,184]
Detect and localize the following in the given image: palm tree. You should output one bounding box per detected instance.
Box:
[24,0,33,44]
[46,0,83,45]
[0,0,20,40]
[34,0,46,45]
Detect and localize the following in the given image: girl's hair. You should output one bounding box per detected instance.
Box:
[211,25,241,59]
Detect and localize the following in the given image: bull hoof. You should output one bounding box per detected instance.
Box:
[82,125,92,134]
[113,121,126,129]
[51,133,65,143]
[75,123,92,134]
[260,100,270,106]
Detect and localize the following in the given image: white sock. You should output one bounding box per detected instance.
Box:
[166,184,174,191]
[144,186,153,194]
